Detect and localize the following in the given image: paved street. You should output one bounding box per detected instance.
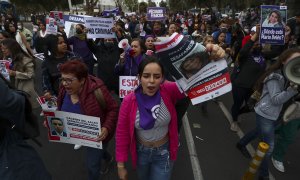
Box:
[28,58,300,180]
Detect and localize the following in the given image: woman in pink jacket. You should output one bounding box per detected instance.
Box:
[116,56,185,180]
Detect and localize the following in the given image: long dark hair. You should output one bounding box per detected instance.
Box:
[137,55,165,79]
[4,22,16,37]
[1,38,34,70]
[254,48,300,93]
[132,38,147,55]
[46,34,65,58]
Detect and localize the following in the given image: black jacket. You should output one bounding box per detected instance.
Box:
[95,41,120,94]
[232,40,266,88]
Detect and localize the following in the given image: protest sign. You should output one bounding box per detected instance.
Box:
[37,96,57,111]
[50,11,64,26]
[43,110,102,149]
[0,60,10,81]
[46,17,57,35]
[63,14,88,38]
[201,14,211,22]
[102,7,119,17]
[147,7,166,21]
[154,33,232,105]
[119,76,139,98]
[260,5,287,45]
[84,17,115,39]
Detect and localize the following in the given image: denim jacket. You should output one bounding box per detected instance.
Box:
[255,70,298,120]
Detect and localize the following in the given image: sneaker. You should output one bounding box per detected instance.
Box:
[74,144,82,150]
[230,122,238,132]
[272,157,285,172]
[100,156,114,175]
[236,143,251,159]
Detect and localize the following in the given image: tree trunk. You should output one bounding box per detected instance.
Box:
[68,0,73,13]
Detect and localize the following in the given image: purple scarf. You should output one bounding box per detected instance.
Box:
[135,85,161,130]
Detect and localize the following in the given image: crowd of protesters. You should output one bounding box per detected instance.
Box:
[1,3,300,180]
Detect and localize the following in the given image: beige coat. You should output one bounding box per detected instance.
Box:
[14,56,39,108]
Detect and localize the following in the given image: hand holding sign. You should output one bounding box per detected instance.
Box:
[206,44,225,60]
[96,127,108,141]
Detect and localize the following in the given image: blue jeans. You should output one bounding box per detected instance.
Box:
[136,141,174,180]
[239,113,276,177]
[86,143,111,180]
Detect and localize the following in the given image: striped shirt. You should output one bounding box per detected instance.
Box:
[135,99,171,142]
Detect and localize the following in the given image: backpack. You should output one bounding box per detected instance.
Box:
[0,74,41,146]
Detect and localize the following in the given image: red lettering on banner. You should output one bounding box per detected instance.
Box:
[120,89,135,97]
[120,89,126,97]
[122,79,139,87]
[187,72,231,99]
[122,79,126,86]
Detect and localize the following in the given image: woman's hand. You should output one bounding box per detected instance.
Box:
[8,69,16,76]
[117,164,128,180]
[44,92,52,100]
[96,127,108,141]
[206,44,225,60]
[290,82,299,90]
[43,118,48,128]
[119,52,125,64]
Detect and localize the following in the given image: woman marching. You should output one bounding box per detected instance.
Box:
[236,48,300,179]
[2,38,39,108]
[56,60,119,180]
[116,56,185,180]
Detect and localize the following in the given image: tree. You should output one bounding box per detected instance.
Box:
[159,1,167,8]
[84,0,99,15]
[139,2,148,13]
[114,0,123,12]
[124,0,138,12]
[148,0,156,7]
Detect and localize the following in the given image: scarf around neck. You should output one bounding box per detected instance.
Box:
[135,85,161,130]
[75,33,86,41]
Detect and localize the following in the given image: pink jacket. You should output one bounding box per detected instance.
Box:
[116,81,185,168]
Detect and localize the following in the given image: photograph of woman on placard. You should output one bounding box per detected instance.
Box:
[262,9,284,28]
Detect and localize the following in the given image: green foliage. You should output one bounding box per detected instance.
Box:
[148,0,156,7]
[124,0,138,12]
[159,1,167,8]
[139,2,148,13]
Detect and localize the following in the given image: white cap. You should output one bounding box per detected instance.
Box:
[251,26,256,32]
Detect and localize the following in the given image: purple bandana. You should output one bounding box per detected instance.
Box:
[252,55,266,68]
[135,85,161,130]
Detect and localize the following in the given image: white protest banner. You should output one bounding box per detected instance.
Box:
[46,17,57,35]
[119,76,139,98]
[44,111,102,149]
[84,17,115,39]
[154,33,232,105]
[147,7,166,21]
[63,14,90,38]
[0,60,10,81]
[50,11,64,26]
[260,5,287,45]
[185,60,232,104]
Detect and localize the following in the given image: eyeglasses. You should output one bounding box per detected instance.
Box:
[59,77,77,85]
[52,123,63,126]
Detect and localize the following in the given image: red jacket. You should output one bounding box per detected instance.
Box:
[57,75,119,143]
